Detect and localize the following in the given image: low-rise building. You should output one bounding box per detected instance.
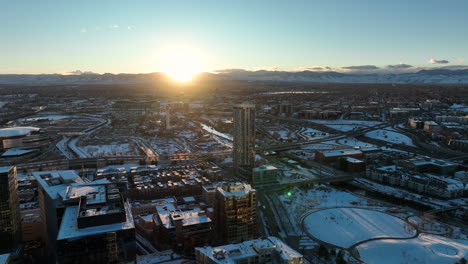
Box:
[448,139,468,151]
[315,149,363,163]
[399,157,458,175]
[367,166,466,198]
[339,157,366,172]
[252,165,279,185]
[424,121,440,133]
[195,236,303,264]
[152,197,213,255]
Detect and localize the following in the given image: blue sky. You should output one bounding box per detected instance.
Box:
[1,0,467,74]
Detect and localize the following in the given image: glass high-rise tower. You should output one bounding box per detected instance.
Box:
[233,103,255,180]
[0,166,21,253]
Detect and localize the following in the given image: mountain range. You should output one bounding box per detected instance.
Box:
[1,68,468,85]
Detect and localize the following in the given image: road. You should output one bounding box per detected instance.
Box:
[257,119,390,152]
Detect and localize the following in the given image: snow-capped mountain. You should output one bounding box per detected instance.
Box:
[214,69,468,84]
[1,69,468,85]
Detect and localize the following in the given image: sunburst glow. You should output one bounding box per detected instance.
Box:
[158,46,205,82]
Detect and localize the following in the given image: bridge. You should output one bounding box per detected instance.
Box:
[256,115,391,152]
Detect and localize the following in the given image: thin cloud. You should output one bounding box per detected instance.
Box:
[127,26,133,30]
[387,63,413,69]
[293,66,333,72]
[109,24,119,29]
[341,65,379,70]
[429,59,449,64]
[80,28,87,33]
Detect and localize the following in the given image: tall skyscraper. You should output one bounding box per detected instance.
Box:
[0,167,21,253]
[233,103,255,179]
[165,104,171,130]
[214,182,257,244]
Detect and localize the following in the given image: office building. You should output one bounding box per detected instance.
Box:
[56,184,136,263]
[252,165,279,185]
[33,170,85,261]
[0,167,21,253]
[215,182,257,244]
[152,197,213,255]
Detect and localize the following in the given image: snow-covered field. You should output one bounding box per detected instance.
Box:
[357,233,468,264]
[280,185,368,220]
[150,140,182,155]
[365,129,415,146]
[300,128,329,140]
[81,144,138,157]
[337,137,375,147]
[303,208,416,248]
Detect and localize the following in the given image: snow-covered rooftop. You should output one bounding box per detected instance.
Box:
[154,198,211,229]
[343,157,364,163]
[0,166,13,174]
[57,201,134,240]
[253,165,278,172]
[319,149,362,157]
[1,148,37,157]
[0,253,11,264]
[0,127,40,138]
[217,182,255,197]
[32,170,84,200]
[196,236,302,264]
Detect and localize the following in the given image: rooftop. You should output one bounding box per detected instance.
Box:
[154,198,212,229]
[253,165,278,172]
[319,149,362,157]
[57,201,134,240]
[405,157,457,167]
[217,182,255,197]
[64,185,107,204]
[196,237,302,264]
[343,157,364,163]
[1,148,37,157]
[32,170,84,200]
[0,166,13,174]
[0,253,11,264]
[0,126,41,138]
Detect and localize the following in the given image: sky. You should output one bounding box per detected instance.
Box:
[1,0,468,74]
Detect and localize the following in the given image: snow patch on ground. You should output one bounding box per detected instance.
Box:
[81,144,137,157]
[365,128,415,146]
[337,137,375,147]
[280,185,367,220]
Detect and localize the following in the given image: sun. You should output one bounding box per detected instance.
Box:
[158,46,205,82]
